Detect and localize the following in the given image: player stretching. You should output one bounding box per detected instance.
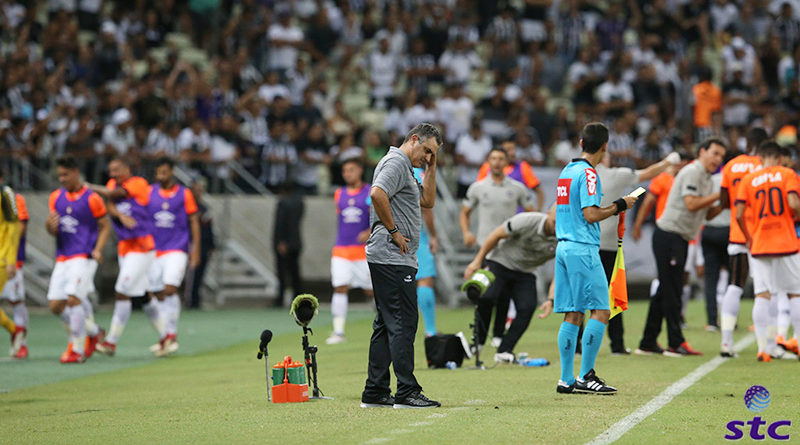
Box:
[46,157,111,363]
[146,157,200,356]
[2,192,28,358]
[327,159,373,345]
[735,141,800,362]
[89,157,155,355]
[554,123,638,394]
[718,128,766,357]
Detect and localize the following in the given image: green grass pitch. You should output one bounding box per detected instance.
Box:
[1,298,796,444]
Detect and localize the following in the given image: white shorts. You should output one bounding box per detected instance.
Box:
[1,268,24,302]
[727,244,749,256]
[47,258,90,301]
[685,242,704,272]
[86,259,98,294]
[750,253,800,295]
[147,251,188,293]
[331,257,372,290]
[115,251,155,297]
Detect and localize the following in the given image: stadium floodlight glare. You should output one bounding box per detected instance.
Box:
[290,293,319,327]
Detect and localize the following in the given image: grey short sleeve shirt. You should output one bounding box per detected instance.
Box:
[366,146,422,268]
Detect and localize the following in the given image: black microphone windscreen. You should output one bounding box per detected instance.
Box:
[466,286,481,304]
[261,329,273,343]
[295,303,315,325]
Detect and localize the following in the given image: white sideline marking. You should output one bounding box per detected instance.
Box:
[409,421,434,427]
[363,411,449,444]
[427,413,447,418]
[586,334,755,445]
[364,439,390,444]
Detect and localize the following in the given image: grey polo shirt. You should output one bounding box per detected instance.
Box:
[656,161,714,241]
[366,146,422,268]
[486,212,557,274]
[463,176,532,245]
[597,164,640,251]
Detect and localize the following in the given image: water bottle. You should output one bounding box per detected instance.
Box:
[520,357,549,367]
[445,361,457,370]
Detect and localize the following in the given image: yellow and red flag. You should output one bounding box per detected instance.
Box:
[609,211,628,319]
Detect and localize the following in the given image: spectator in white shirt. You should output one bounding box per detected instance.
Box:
[596,69,634,117]
[439,36,482,85]
[363,36,401,110]
[436,83,474,143]
[455,120,492,198]
[268,9,304,72]
[178,119,212,171]
[102,107,135,156]
[258,70,291,104]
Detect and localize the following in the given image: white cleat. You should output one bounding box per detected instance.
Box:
[326,334,346,345]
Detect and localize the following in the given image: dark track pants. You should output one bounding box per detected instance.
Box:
[640,227,688,350]
[363,263,422,400]
[476,260,537,353]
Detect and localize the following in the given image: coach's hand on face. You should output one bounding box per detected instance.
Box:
[391,230,411,254]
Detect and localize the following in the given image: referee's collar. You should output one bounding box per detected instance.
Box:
[571,158,593,167]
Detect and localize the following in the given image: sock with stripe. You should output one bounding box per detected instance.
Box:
[558,322,580,385]
[143,298,166,339]
[790,297,800,344]
[776,293,791,339]
[165,294,180,336]
[69,304,86,355]
[752,297,770,354]
[331,292,348,336]
[82,298,99,337]
[767,295,778,355]
[417,286,437,336]
[106,300,132,345]
[579,318,606,379]
[720,285,743,351]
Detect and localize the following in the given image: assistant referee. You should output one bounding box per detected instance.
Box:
[360,123,442,409]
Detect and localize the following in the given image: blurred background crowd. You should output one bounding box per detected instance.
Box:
[3,0,800,195]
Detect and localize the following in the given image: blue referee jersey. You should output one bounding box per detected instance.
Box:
[555,158,603,246]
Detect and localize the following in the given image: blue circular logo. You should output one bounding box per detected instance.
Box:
[744,385,771,413]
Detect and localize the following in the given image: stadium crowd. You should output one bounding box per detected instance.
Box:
[4,0,800,195]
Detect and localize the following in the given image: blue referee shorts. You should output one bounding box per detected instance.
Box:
[415,230,437,280]
[554,241,609,313]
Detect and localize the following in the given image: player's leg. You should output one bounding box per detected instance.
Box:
[554,244,582,391]
[492,287,511,346]
[416,277,437,337]
[3,270,27,357]
[495,270,536,362]
[48,259,89,363]
[144,256,167,344]
[328,257,351,344]
[415,239,437,337]
[750,256,773,361]
[0,269,15,337]
[478,261,509,347]
[100,252,154,355]
[701,227,726,329]
[158,252,188,355]
[721,248,750,355]
[777,253,800,355]
[81,260,104,358]
[576,251,611,379]
[776,292,791,343]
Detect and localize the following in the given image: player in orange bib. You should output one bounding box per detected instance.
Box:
[718,128,766,357]
[735,141,800,362]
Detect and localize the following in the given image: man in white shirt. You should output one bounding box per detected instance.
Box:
[439,37,482,86]
[267,10,304,72]
[364,36,401,110]
[454,121,491,198]
[102,108,135,156]
[436,83,474,144]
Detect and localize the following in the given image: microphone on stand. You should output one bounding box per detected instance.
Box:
[257,329,273,402]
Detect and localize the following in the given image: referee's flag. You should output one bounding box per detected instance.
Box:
[609,211,628,319]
